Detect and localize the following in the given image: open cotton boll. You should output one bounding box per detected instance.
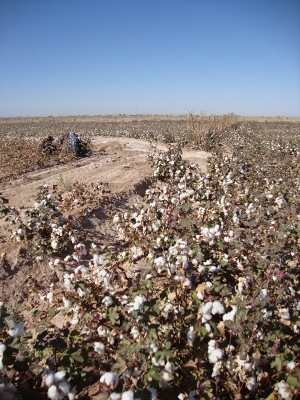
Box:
[202,302,213,315]
[223,305,238,322]
[47,292,54,304]
[93,254,101,267]
[94,342,105,355]
[121,391,134,400]
[100,372,119,388]
[165,361,175,373]
[62,297,71,309]
[45,372,55,387]
[54,371,66,383]
[0,343,6,372]
[102,296,113,308]
[246,376,257,391]
[208,348,224,364]
[187,326,196,345]
[211,360,223,377]
[0,343,6,356]
[212,301,225,315]
[130,326,140,340]
[110,393,121,400]
[51,240,58,250]
[259,288,268,301]
[7,321,24,337]
[276,380,293,400]
[47,385,62,400]
[57,380,71,395]
[133,295,145,311]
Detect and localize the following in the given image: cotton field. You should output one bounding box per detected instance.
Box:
[0,115,299,399]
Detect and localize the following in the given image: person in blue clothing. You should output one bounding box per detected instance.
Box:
[69,132,80,156]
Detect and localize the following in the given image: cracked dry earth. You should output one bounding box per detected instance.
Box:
[0,137,211,316]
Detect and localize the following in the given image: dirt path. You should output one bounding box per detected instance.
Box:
[1,137,211,209]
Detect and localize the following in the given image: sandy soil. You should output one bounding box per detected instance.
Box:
[0,137,211,311]
[1,136,209,209]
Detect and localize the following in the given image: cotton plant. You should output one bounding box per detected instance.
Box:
[1,130,300,398]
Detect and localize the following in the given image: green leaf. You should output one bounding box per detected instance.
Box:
[29,364,43,376]
[108,306,120,325]
[271,357,282,372]
[70,351,84,364]
[286,374,300,388]
[148,367,161,381]
[83,313,93,322]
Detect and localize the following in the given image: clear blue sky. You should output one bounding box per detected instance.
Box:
[0,0,299,117]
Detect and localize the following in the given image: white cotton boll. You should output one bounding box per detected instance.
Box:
[100,372,119,388]
[202,313,212,323]
[45,372,55,387]
[154,257,166,269]
[223,305,238,322]
[205,323,213,337]
[97,326,109,337]
[77,287,90,298]
[121,390,134,400]
[113,215,120,224]
[289,287,295,296]
[208,348,223,364]
[74,265,89,276]
[133,295,145,311]
[278,308,290,320]
[102,296,113,308]
[0,361,5,374]
[159,372,171,388]
[94,342,105,355]
[130,326,140,340]
[0,343,6,356]
[62,297,71,309]
[211,360,222,377]
[7,321,24,337]
[93,254,100,267]
[246,376,256,391]
[71,315,78,325]
[51,240,58,250]
[212,301,225,315]
[256,331,264,340]
[81,325,90,335]
[182,255,189,269]
[286,361,296,371]
[208,339,216,351]
[276,380,293,400]
[259,289,268,301]
[202,302,213,315]
[197,291,204,300]
[47,385,62,400]
[47,292,54,304]
[110,393,121,400]
[156,237,162,247]
[165,361,175,373]
[187,326,196,345]
[68,388,76,400]
[54,371,66,383]
[57,380,71,395]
